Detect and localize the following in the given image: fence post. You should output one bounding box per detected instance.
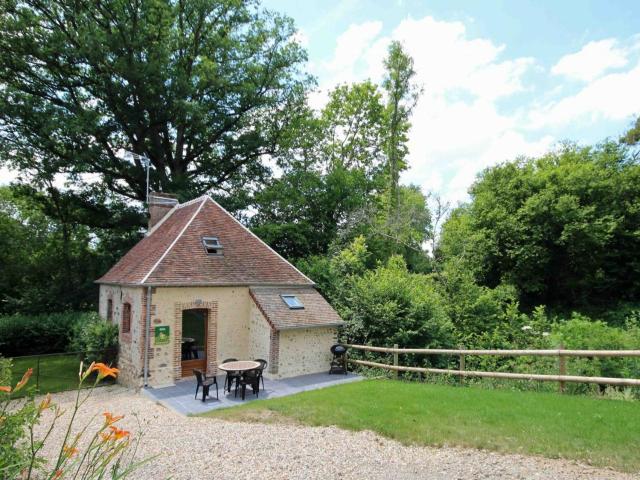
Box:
[393,344,399,380]
[36,356,40,391]
[459,345,466,385]
[558,343,566,394]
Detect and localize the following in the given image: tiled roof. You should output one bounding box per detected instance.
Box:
[96,196,314,287]
[249,286,344,330]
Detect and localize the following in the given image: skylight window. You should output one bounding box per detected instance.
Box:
[281,294,304,309]
[202,236,223,255]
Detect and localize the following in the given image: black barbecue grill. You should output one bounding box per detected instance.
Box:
[329,344,348,375]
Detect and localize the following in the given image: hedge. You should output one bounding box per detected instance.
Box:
[0,312,96,357]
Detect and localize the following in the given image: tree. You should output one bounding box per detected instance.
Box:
[438,142,640,313]
[0,0,311,226]
[621,116,640,146]
[250,82,387,258]
[382,41,421,216]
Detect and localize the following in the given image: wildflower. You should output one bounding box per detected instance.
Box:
[39,393,52,411]
[63,445,79,458]
[14,368,33,392]
[521,325,533,331]
[90,363,119,379]
[0,386,11,394]
[542,331,550,337]
[103,411,124,425]
[53,469,63,479]
[109,426,130,440]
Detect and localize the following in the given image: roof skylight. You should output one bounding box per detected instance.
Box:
[202,236,223,255]
[281,294,304,309]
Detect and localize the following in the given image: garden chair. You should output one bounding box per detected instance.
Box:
[235,369,260,401]
[254,358,268,390]
[193,369,218,402]
[222,358,240,392]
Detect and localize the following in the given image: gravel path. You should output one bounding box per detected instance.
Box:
[35,386,637,480]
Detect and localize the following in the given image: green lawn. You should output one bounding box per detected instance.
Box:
[10,354,113,395]
[202,379,640,472]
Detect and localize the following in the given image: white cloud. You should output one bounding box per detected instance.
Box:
[529,61,640,128]
[551,39,628,81]
[315,17,640,204]
[316,15,546,203]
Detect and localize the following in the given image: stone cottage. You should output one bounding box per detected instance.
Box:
[96,193,344,388]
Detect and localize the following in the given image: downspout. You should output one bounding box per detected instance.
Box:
[143,286,152,388]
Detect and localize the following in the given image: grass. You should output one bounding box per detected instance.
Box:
[10,354,113,395]
[202,379,640,472]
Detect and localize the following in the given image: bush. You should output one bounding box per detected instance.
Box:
[69,313,119,364]
[345,255,455,363]
[0,312,93,357]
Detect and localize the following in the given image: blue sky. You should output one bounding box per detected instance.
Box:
[265,0,640,203]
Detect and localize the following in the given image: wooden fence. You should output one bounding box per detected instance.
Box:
[345,344,640,391]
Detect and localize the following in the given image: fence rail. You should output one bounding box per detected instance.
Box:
[345,344,640,390]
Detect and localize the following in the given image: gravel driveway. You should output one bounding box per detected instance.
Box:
[35,386,636,480]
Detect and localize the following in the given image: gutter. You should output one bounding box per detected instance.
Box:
[143,286,152,388]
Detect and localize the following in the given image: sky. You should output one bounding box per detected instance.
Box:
[264,0,640,204]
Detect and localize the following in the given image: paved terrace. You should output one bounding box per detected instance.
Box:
[142,372,361,415]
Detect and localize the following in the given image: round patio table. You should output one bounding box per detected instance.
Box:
[218,360,260,372]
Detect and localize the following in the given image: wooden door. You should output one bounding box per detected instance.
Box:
[181,309,207,377]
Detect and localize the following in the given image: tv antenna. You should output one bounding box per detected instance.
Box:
[124,151,152,204]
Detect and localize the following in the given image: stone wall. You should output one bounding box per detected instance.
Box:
[99,284,145,387]
[146,286,251,386]
[276,327,338,378]
[248,301,274,376]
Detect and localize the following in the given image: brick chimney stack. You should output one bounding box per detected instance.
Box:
[148,192,178,230]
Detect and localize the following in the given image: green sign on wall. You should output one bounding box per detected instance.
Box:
[154,326,170,345]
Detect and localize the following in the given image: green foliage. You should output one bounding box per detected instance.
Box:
[0,186,135,314]
[343,254,454,352]
[620,115,640,145]
[70,314,119,364]
[0,0,311,225]
[0,357,10,387]
[0,312,93,357]
[438,142,640,312]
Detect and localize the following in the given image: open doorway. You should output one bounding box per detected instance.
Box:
[180,309,208,377]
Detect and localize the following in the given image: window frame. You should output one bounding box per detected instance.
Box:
[202,236,224,256]
[281,294,304,310]
[122,302,131,333]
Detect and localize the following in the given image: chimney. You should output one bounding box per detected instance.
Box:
[148,192,178,230]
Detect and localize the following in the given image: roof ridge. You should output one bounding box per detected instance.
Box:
[175,195,209,209]
[140,197,208,284]
[206,197,315,286]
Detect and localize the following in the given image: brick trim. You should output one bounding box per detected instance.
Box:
[269,330,279,375]
[173,301,218,381]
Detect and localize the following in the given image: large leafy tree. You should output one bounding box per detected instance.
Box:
[438,142,640,313]
[0,0,311,226]
[250,81,387,258]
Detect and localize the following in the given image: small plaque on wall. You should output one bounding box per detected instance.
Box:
[154,326,170,345]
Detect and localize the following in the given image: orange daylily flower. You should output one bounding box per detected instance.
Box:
[63,445,79,458]
[14,368,33,392]
[108,425,130,440]
[53,469,63,479]
[39,393,52,411]
[100,432,113,442]
[90,363,119,379]
[0,386,11,393]
[102,411,124,425]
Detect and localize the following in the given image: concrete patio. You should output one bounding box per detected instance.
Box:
[142,371,361,415]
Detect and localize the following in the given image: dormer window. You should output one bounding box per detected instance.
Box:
[281,294,304,309]
[202,236,223,255]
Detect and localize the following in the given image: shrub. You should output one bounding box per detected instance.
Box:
[69,313,119,364]
[0,312,92,357]
[345,255,455,364]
